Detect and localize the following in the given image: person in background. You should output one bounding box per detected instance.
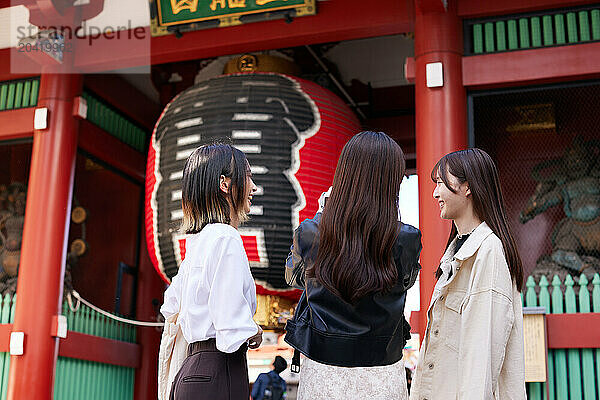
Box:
[410,148,526,400]
[284,131,422,400]
[251,355,288,400]
[161,144,263,400]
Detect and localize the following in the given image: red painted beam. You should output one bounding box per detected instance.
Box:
[10,311,595,366]
[78,119,146,183]
[462,42,600,89]
[59,331,141,368]
[72,0,413,72]
[0,108,35,140]
[0,324,140,367]
[547,313,600,349]
[5,0,413,74]
[14,311,599,362]
[458,0,599,18]
[408,311,600,348]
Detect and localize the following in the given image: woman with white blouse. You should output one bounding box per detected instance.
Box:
[161,144,262,400]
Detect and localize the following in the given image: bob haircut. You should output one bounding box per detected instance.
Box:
[181,143,249,233]
[431,148,523,291]
[308,131,406,304]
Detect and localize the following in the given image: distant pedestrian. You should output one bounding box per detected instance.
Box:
[251,356,288,400]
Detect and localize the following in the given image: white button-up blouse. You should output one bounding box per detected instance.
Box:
[160,223,258,354]
[410,222,526,400]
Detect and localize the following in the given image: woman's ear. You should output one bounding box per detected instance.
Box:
[464,184,471,197]
[220,175,230,194]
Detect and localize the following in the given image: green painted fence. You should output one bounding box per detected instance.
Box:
[0,295,136,400]
[523,273,600,400]
[0,78,40,111]
[468,5,600,55]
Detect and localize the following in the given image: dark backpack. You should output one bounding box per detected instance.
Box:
[263,373,284,400]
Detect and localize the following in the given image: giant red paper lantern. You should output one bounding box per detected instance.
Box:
[145,72,360,295]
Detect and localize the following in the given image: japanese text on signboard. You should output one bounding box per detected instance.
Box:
[158,0,309,25]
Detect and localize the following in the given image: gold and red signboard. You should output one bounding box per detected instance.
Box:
[150,0,316,36]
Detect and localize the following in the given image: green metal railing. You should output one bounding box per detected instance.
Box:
[0,294,16,400]
[0,78,40,111]
[523,273,600,400]
[0,77,147,153]
[0,294,136,400]
[466,5,600,55]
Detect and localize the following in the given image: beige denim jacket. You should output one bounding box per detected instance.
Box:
[410,222,526,400]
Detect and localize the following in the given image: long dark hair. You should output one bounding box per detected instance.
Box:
[431,148,523,291]
[181,143,249,233]
[307,131,406,303]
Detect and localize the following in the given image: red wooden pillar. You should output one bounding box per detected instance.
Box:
[7,70,82,399]
[414,0,468,340]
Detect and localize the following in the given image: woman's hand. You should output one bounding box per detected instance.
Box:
[247,324,263,349]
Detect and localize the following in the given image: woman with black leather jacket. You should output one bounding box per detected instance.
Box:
[284,131,422,400]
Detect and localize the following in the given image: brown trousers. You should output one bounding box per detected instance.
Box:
[169,339,249,400]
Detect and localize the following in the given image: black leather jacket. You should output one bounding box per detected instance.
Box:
[284,213,422,367]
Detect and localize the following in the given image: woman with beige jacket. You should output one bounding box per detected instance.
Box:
[410,148,526,400]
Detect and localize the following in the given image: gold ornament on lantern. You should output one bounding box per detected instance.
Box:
[224,54,301,76]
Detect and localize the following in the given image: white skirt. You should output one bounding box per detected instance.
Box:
[297,357,408,400]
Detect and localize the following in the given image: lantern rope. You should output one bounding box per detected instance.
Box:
[67,290,164,327]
